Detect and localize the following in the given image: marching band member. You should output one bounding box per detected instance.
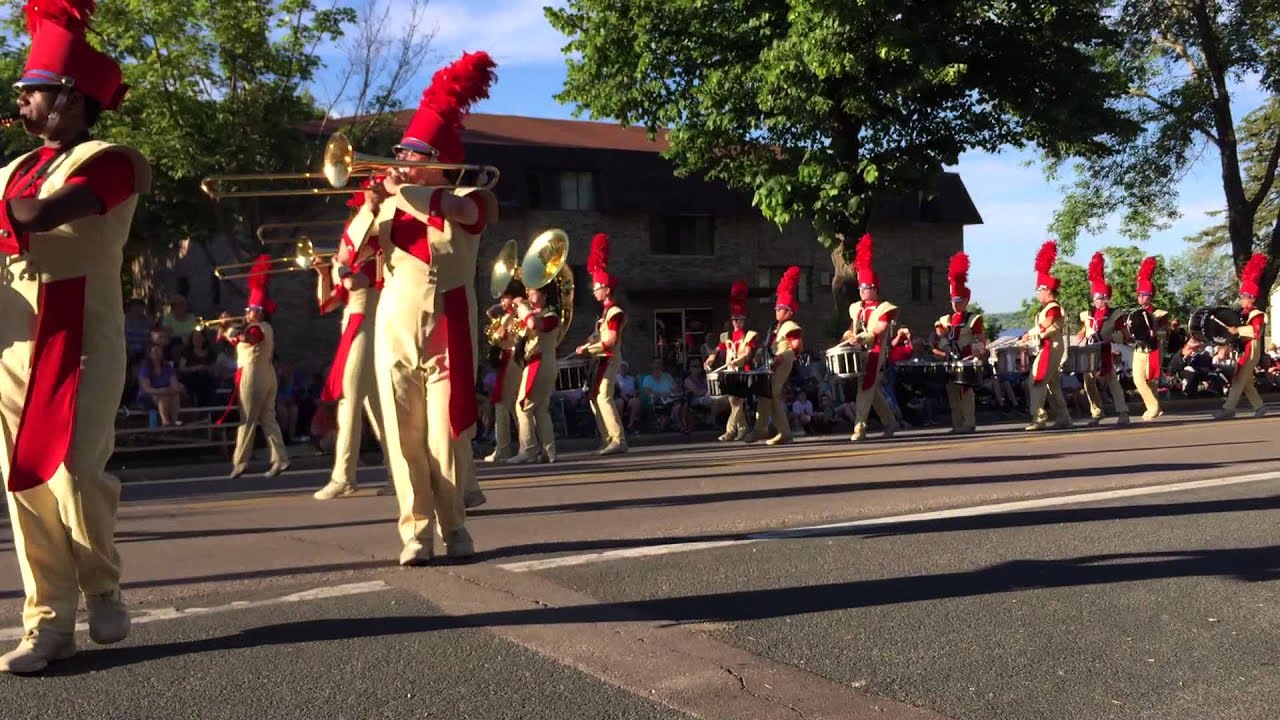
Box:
[224,256,291,479]
[509,282,562,464]
[1076,252,1129,427]
[311,214,389,500]
[575,233,628,455]
[1023,240,1072,431]
[484,279,524,463]
[842,234,900,441]
[1132,256,1166,421]
[1215,252,1269,420]
[704,280,757,441]
[939,252,983,434]
[0,0,151,673]
[354,52,498,564]
[748,266,803,445]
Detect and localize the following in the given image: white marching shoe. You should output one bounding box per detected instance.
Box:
[313,480,357,500]
[0,629,76,674]
[86,588,130,645]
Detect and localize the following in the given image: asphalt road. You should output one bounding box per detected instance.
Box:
[0,410,1276,719]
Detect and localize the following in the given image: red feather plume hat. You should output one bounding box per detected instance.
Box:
[16,0,128,110]
[588,233,617,290]
[1088,251,1111,299]
[1035,240,1060,292]
[1239,252,1268,299]
[396,51,498,163]
[776,266,801,312]
[855,234,878,288]
[246,254,277,314]
[1136,256,1157,296]
[948,252,971,302]
[728,280,749,318]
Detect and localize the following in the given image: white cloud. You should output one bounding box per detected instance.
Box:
[394,0,571,67]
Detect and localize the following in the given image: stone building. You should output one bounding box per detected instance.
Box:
[171,113,983,375]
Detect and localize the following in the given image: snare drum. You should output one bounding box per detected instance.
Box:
[995,347,1022,375]
[1065,344,1101,374]
[825,344,867,379]
[896,359,950,384]
[556,358,589,392]
[706,371,726,399]
[949,360,985,387]
[1189,306,1242,345]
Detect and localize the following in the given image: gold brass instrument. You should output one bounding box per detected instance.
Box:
[256,219,349,244]
[213,239,336,280]
[485,240,522,345]
[200,131,500,200]
[484,229,575,347]
[195,315,248,331]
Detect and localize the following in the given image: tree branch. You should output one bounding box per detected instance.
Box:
[1128,87,1218,143]
[1248,135,1280,214]
[1151,32,1201,77]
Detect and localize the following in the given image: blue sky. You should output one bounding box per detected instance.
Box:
[317,0,1268,313]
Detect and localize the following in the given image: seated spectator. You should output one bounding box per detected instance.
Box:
[634,358,678,432]
[790,391,815,436]
[179,328,218,406]
[615,361,642,432]
[137,343,184,425]
[676,363,711,434]
[275,359,303,443]
[162,294,199,342]
[124,298,152,362]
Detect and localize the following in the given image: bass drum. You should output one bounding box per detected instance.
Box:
[1118,308,1155,349]
[1189,306,1242,345]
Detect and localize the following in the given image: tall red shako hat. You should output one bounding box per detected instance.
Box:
[1239,252,1268,299]
[1136,256,1157,296]
[948,252,971,302]
[776,266,801,312]
[395,51,497,163]
[15,0,128,110]
[1035,240,1060,292]
[246,254,277,313]
[1088,251,1111,299]
[855,233,878,289]
[588,233,617,290]
[728,280,749,318]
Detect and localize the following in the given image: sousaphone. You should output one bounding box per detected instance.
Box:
[521,228,575,346]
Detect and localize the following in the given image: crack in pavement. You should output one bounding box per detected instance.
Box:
[716,661,811,720]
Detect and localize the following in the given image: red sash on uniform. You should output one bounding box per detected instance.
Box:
[523,353,542,403]
[8,277,86,492]
[860,306,881,392]
[442,285,477,438]
[216,368,244,426]
[322,313,365,403]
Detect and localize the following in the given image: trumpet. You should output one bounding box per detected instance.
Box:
[213,239,336,280]
[195,315,248,331]
[201,132,500,200]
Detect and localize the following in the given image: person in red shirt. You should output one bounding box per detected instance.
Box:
[1215,252,1270,419]
[0,0,151,674]
[703,280,758,441]
[508,280,564,464]
[1021,241,1072,431]
[575,233,629,454]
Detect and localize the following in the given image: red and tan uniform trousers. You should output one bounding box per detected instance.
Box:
[489,312,522,458]
[1131,308,1166,418]
[515,307,561,459]
[585,303,627,447]
[321,276,386,486]
[752,321,800,441]
[1028,302,1070,426]
[940,311,983,431]
[848,301,898,430]
[1223,309,1266,412]
[364,186,495,546]
[1079,307,1128,420]
[230,322,290,469]
[0,141,149,635]
[716,329,757,439]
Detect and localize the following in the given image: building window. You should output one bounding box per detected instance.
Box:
[757,266,811,304]
[911,265,933,303]
[650,215,715,255]
[527,170,596,211]
[653,308,714,370]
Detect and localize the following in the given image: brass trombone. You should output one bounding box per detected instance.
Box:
[213,239,336,280]
[200,132,500,200]
[256,219,349,244]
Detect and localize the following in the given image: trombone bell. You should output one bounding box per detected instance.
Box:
[490,239,522,298]
[213,239,334,279]
[521,228,569,290]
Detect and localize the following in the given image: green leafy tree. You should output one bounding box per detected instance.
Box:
[1186,99,1280,256]
[1047,1,1280,305]
[0,0,357,299]
[546,0,1136,306]
[1165,246,1236,314]
[967,302,1002,342]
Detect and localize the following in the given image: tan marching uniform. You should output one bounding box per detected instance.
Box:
[1079,308,1128,421]
[752,320,800,440]
[354,184,497,547]
[489,311,522,457]
[1027,301,1070,426]
[325,274,386,485]
[230,321,290,469]
[584,303,627,447]
[719,329,758,439]
[848,301,897,429]
[1223,308,1267,412]
[515,306,561,459]
[1131,308,1167,418]
[0,142,149,637]
[939,312,982,431]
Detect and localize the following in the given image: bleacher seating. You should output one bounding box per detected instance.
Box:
[113,404,240,459]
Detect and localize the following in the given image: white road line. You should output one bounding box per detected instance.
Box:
[498,471,1280,572]
[0,580,390,641]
